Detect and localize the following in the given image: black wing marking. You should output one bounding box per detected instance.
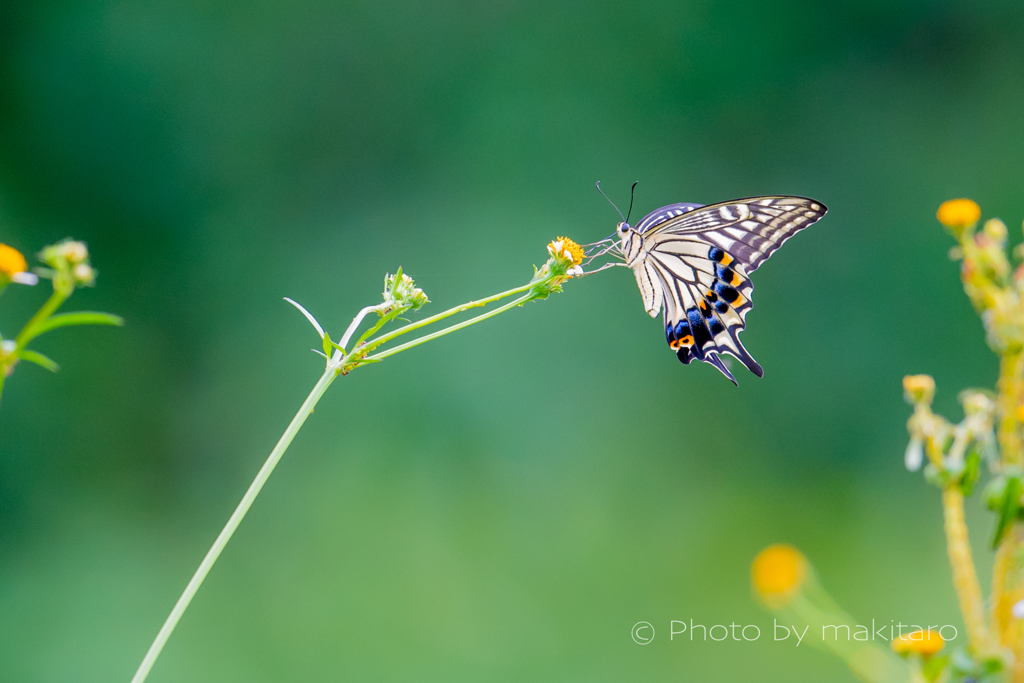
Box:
[640,196,827,273]
[645,242,761,384]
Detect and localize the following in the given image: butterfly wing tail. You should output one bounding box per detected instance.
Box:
[705,352,738,386]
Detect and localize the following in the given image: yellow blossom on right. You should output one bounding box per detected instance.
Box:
[937,199,981,229]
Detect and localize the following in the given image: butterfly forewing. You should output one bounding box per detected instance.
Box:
[626,195,827,384]
[639,196,826,273]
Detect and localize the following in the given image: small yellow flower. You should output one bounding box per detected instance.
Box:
[937,199,981,229]
[0,243,28,277]
[547,237,584,267]
[891,629,945,657]
[903,375,935,405]
[752,544,807,605]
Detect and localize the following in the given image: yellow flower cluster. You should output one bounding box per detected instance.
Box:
[936,200,1024,351]
[547,237,584,268]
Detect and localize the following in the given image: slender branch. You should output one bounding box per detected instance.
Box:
[943,486,997,656]
[993,347,1024,679]
[997,348,1024,467]
[361,292,536,363]
[14,289,68,349]
[362,282,534,350]
[130,365,338,683]
[130,260,584,682]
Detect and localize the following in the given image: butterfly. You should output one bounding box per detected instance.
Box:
[612,195,827,385]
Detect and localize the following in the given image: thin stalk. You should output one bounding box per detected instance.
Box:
[131,265,578,682]
[362,291,536,363]
[364,282,534,349]
[943,486,997,656]
[997,348,1024,467]
[993,347,1024,679]
[0,289,68,405]
[14,288,68,348]
[130,365,338,683]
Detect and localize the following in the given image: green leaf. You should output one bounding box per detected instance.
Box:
[29,311,124,338]
[19,349,59,372]
[992,475,1022,549]
[921,653,949,683]
[322,331,334,357]
[960,449,981,496]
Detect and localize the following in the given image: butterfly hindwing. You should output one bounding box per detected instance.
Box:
[625,195,826,383]
[647,246,760,385]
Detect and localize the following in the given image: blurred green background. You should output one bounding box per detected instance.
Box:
[1,1,1023,681]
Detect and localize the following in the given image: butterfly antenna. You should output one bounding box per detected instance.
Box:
[595,181,625,222]
[625,181,638,224]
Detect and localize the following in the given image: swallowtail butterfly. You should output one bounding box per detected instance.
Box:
[616,196,827,384]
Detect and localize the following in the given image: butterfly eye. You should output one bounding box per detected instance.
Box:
[617,222,629,233]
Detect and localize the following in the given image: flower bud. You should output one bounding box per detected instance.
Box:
[73,263,96,287]
[984,218,1008,244]
[381,268,429,313]
[903,375,935,405]
[960,389,995,417]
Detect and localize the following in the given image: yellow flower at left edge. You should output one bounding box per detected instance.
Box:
[0,243,38,285]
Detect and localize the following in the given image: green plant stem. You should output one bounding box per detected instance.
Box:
[14,288,68,348]
[993,348,1024,679]
[0,288,69,405]
[997,348,1024,467]
[361,291,536,363]
[943,486,997,657]
[131,267,573,682]
[364,282,534,349]
[130,365,338,683]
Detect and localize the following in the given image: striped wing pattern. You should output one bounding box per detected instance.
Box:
[630,196,826,384]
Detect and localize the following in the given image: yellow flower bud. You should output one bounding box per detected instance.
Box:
[936,199,981,229]
[984,218,1008,243]
[903,375,935,405]
[0,243,28,277]
[752,544,807,605]
[891,629,945,657]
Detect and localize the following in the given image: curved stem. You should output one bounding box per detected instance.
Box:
[338,306,379,352]
[14,289,68,348]
[130,365,338,683]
